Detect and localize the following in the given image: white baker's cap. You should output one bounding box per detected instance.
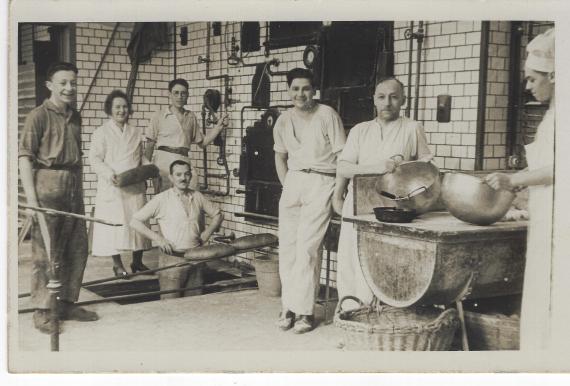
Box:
[526,28,555,73]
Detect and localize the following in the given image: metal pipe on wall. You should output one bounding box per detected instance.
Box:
[505,22,523,168]
[475,21,490,170]
[405,21,414,118]
[413,21,424,121]
[197,22,233,196]
[173,22,177,78]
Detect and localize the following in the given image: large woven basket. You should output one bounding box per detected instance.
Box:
[334,296,459,351]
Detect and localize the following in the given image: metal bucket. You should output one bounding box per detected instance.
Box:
[253,255,281,297]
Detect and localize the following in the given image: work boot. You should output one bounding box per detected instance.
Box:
[276,310,295,331]
[33,309,61,335]
[59,301,99,322]
[293,315,314,334]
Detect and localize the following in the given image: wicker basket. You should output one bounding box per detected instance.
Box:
[334,296,459,351]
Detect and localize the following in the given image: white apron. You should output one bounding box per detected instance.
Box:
[520,108,555,350]
[336,117,431,310]
[90,120,152,256]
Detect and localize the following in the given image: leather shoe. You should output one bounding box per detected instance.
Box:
[293,315,314,334]
[33,309,61,334]
[113,266,130,280]
[276,310,295,331]
[59,303,99,322]
[131,262,153,275]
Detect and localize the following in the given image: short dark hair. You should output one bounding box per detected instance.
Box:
[46,62,78,81]
[169,159,192,175]
[375,76,405,96]
[286,68,315,88]
[168,78,189,92]
[104,90,133,116]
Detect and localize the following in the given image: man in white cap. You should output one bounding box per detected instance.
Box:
[486,28,555,350]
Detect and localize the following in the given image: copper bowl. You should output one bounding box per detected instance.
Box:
[441,172,515,226]
[374,161,441,214]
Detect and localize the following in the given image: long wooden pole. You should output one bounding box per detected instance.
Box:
[19,204,122,226]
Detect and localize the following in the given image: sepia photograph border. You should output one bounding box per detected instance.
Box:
[3,0,570,381]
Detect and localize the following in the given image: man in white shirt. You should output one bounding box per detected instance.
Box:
[131,160,224,298]
[333,77,432,310]
[144,78,228,192]
[273,68,346,333]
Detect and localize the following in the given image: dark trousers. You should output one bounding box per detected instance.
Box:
[30,169,88,309]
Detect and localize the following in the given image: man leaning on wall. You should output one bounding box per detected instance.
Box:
[273,68,346,334]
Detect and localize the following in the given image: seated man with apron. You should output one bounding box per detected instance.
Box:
[130,160,224,298]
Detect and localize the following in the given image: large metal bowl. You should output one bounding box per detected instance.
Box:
[441,172,515,226]
[374,161,441,214]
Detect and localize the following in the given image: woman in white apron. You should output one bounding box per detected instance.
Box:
[486,28,555,350]
[90,90,152,277]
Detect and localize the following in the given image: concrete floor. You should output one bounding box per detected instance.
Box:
[16,241,341,352]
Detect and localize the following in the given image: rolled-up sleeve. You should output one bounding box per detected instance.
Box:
[144,111,160,142]
[19,109,43,160]
[338,123,362,164]
[132,194,162,223]
[189,113,204,144]
[195,192,221,218]
[326,109,346,154]
[272,116,287,154]
[414,122,432,159]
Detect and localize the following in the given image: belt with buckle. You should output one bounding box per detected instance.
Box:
[157,146,189,157]
[299,168,336,177]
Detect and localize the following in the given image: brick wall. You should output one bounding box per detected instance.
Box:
[393,21,482,171]
[483,21,510,170]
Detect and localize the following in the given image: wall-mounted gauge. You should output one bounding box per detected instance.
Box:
[303,45,319,69]
[262,108,280,130]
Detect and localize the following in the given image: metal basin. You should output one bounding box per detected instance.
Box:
[441,172,515,226]
[374,161,441,214]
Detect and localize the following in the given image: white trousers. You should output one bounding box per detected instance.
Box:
[336,187,374,310]
[520,184,553,350]
[278,171,334,315]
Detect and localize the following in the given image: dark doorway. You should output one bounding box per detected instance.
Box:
[33,26,65,106]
